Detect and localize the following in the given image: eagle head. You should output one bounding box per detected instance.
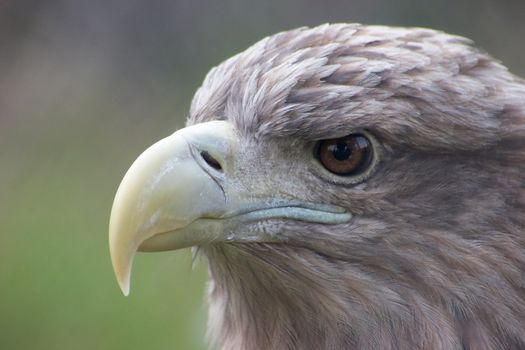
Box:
[109,24,525,349]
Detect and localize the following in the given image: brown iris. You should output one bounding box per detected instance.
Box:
[316,134,373,176]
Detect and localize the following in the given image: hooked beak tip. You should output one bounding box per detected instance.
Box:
[118,277,131,297]
[113,257,132,296]
[109,237,135,297]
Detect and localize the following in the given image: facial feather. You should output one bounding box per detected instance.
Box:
[186,24,525,349]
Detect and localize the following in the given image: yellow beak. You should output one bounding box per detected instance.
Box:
[109,121,236,295]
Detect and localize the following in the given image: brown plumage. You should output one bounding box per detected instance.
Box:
[110,24,525,349]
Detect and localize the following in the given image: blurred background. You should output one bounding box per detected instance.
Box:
[1,0,524,349]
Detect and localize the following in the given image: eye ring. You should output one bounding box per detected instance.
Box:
[313,132,378,183]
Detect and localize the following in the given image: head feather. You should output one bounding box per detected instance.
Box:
[187,24,525,350]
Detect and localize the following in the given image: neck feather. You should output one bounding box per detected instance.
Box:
[202,238,525,350]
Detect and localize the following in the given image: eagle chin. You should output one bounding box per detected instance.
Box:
[109,24,525,349]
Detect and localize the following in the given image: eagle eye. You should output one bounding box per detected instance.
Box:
[316,134,373,177]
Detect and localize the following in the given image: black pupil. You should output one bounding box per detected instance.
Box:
[330,141,352,161]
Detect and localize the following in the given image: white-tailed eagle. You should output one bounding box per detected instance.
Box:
[109,24,525,350]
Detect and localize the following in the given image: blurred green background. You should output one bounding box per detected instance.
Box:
[1,0,524,349]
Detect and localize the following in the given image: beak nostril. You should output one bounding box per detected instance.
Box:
[200,151,223,171]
